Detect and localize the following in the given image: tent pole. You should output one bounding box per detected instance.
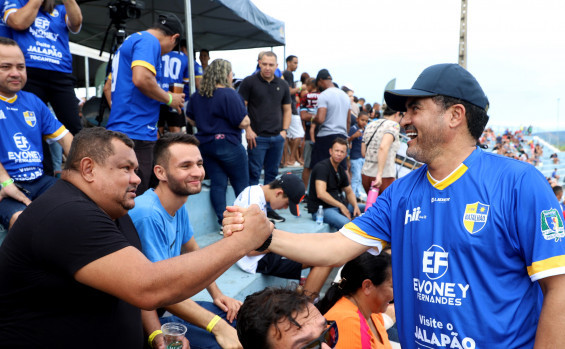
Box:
[185,0,196,95]
[283,45,286,70]
[84,57,90,99]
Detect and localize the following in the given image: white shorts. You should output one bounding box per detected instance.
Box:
[287,114,305,139]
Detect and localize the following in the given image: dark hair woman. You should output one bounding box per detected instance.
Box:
[317,252,393,349]
[186,59,250,226]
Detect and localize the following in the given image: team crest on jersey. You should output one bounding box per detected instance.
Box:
[23,111,36,127]
[463,202,489,234]
[541,209,565,241]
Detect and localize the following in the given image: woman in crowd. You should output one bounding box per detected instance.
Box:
[317,252,393,349]
[4,0,82,135]
[361,106,403,194]
[187,59,250,226]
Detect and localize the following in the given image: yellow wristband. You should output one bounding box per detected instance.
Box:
[148,329,162,348]
[206,315,221,332]
[166,92,173,106]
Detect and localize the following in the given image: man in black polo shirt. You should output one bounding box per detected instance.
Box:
[239,51,291,222]
[307,138,362,230]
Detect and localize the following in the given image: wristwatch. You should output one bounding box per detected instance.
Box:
[282,129,288,133]
[255,234,273,252]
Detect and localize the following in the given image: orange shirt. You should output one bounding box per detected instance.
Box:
[324,297,392,349]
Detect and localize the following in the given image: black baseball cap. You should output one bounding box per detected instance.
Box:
[278,173,305,216]
[157,12,184,36]
[384,63,489,112]
[316,69,332,85]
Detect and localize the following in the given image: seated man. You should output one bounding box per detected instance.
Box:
[129,133,242,349]
[0,127,271,347]
[236,287,339,349]
[0,37,72,229]
[307,137,363,230]
[234,173,332,299]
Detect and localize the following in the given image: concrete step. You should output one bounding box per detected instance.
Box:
[187,191,335,302]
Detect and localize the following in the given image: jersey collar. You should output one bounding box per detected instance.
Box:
[0,94,18,103]
[426,147,480,190]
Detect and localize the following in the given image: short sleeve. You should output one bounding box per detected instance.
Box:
[131,35,160,75]
[341,184,393,250]
[133,215,169,263]
[281,80,291,105]
[2,0,21,22]
[512,167,565,281]
[238,77,251,102]
[34,96,67,143]
[221,90,247,127]
[317,92,329,109]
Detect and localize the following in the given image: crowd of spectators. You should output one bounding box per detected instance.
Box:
[5,5,563,348]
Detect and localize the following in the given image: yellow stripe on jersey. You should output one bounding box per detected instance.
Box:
[427,163,468,190]
[342,222,388,245]
[132,60,156,75]
[43,125,68,141]
[0,94,17,103]
[527,255,565,276]
[3,8,16,22]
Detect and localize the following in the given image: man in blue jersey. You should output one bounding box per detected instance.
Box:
[129,133,243,348]
[157,45,189,135]
[224,64,565,347]
[0,37,72,229]
[106,13,185,196]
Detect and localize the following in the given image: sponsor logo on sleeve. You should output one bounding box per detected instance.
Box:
[541,209,565,241]
[463,202,489,234]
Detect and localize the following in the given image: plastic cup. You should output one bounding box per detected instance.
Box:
[161,322,187,349]
[170,83,184,94]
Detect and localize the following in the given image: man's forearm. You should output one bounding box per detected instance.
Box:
[317,191,346,210]
[269,229,367,267]
[5,0,41,30]
[167,299,216,330]
[535,275,565,347]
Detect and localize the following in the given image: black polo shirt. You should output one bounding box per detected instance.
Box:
[307,158,350,213]
[239,73,291,137]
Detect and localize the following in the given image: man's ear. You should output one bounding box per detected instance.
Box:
[79,157,95,182]
[154,164,167,182]
[275,189,285,198]
[449,104,466,128]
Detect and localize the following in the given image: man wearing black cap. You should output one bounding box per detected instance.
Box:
[225,64,565,347]
[234,173,308,279]
[106,13,186,196]
[309,68,351,170]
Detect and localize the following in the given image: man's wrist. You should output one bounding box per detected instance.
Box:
[1,178,14,189]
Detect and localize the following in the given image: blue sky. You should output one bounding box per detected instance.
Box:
[214,0,565,132]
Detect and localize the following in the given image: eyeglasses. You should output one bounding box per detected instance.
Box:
[300,320,339,349]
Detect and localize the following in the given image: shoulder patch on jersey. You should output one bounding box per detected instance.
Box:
[463,202,489,234]
[23,111,37,127]
[541,209,565,241]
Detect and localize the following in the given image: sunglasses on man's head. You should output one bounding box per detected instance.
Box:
[300,320,338,349]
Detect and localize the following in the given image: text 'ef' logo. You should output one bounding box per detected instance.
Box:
[13,133,30,151]
[423,245,448,280]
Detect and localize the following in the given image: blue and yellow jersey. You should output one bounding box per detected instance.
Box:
[342,147,565,348]
[106,31,162,141]
[0,91,67,180]
[157,50,189,100]
[3,1,76,73]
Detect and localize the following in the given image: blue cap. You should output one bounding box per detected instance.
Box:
[384,64,489,112]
